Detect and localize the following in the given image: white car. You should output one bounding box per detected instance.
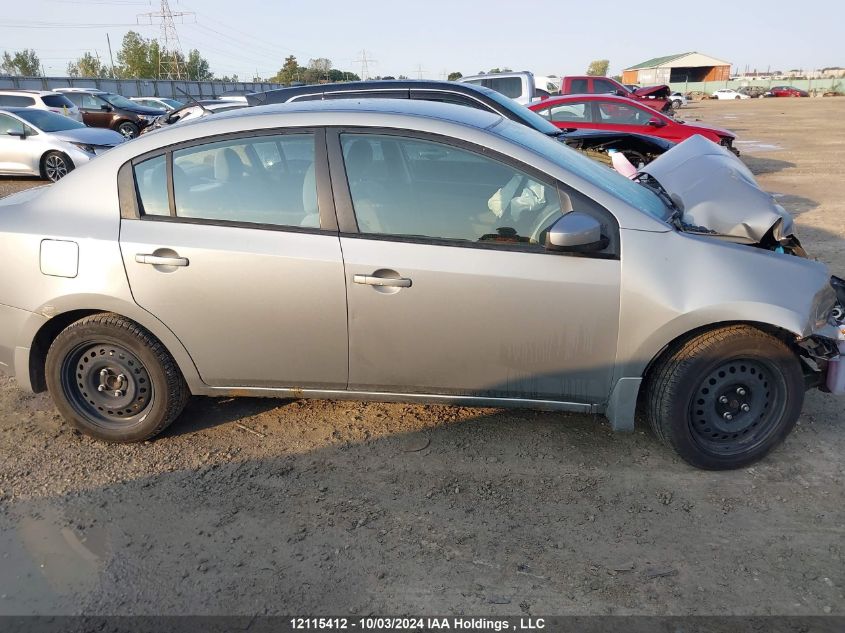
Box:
[130,97,184,111]
[0,90,82,121]
[669,92,688,109]
[711,89,751,100]
[0,107,124,181]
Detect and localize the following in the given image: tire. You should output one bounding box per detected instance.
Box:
[672,99,683,109]
[45,313,189,442]
[735,95,741,99]
[41,151,73,182]
[116,121,140,139]
[645,325,804,470]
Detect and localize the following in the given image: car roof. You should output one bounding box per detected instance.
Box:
[0,89,61,96]
[209,97,502,129]
[248,79,502,105]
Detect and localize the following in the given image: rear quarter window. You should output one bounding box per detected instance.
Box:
[41,94,75,108]
[0,94,35,106]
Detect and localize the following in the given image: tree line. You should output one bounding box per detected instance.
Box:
[1,32,360,83]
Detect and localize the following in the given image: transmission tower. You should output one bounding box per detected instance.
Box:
[353,49,376,80]
[138,1,194,79]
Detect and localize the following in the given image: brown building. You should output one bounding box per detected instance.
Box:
[623,52,732,85]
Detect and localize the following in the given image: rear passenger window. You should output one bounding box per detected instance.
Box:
[171,134,318,227]
[487,77,522,99]
[0,95,35,106]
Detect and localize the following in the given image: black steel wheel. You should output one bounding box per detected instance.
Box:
[42,151,73,182]
[46,313,189,442]
[646,325,804,470]
[687,358,787,457]
[60,342,154,428]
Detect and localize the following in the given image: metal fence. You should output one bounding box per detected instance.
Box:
[669,77,844,96]
[0,75,285,99]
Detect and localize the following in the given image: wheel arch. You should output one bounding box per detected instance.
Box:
[605,319,805,433]
[23,299,203,394]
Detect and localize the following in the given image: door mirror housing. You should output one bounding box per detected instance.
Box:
[545,213,607,253]
[647,117,666,127]
[5,128,26,138]
[100,104,112,111]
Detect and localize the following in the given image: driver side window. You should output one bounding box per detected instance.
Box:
[341,133,567,249]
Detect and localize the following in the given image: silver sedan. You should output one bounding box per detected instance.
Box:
[0,107,125,181]
[0,99,841,469]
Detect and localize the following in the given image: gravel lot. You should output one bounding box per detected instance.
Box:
[0,98,844,616]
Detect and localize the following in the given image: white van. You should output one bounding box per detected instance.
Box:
[458,71,539,105]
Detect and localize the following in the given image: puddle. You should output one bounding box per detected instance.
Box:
[0,506,109,614]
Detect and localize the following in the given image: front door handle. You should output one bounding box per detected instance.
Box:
[353,273,412,288]
[135,253,189,267]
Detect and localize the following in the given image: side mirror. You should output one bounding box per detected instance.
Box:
[5,129,26,138]
[615,89,627,97]
[647,117,666,127]
[100,104,112,111]
[545,213,607,252]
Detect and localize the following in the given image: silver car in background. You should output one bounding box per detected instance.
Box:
[0,100,841,470]
[0,107,124,181]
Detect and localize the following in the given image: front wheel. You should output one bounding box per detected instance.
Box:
[117,121,140,139]
[45,313,189,442]
[672,99,683,109]
[645,326,804,470]
[41,151,73,182]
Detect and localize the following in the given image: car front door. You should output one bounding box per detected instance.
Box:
[591,100,668,138]
[0,114,39,175]
[330,130,621,404]
[119,129,349,389]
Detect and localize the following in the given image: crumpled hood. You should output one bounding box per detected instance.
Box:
[632,84,670,98]
[641,135,794,244]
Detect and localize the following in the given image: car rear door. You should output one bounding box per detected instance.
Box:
[118,128,349,389]
[329,129,621,404]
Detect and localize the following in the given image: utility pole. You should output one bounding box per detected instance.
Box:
[106,33,117,79]
[138,0,194,80]
[353,49,376,80]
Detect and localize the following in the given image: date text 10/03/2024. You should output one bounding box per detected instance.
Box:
[290,617,547,630]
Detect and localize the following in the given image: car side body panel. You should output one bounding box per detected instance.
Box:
[0,102,833,434]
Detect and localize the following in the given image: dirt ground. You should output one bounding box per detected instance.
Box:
[0,98,843,617]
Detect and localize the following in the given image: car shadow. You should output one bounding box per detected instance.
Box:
[160,395,288,438]
[741,155,797,176]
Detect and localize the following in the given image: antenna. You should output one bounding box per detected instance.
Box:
[353,49,376,80]
[138,0,194,80]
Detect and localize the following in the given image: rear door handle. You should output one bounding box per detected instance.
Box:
[353,274,412,288]
[135,254,189,267]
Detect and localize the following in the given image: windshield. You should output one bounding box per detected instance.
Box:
[474,86,562,136]
[102,93,140,109]
[494,118,670,221]
[161,98,183,108]
[14,109,85,132]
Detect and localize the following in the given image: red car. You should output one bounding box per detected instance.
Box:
[528,94,738,154]
[767,85,809,98]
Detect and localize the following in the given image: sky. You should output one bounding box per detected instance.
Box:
[2,0,843,80]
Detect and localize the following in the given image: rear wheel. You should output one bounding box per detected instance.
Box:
[735,95,741,99]
[117,121,139,139]
[646,326,804,470]
[672,99,683,109]
[41,151,73,182]
[45,313,189,442]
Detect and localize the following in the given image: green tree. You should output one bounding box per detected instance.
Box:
[586,59,610,76]
[184,49,213,80]
[66,52,109,78]
[447,71,463,81]
[271,55,302,83]
[1,49,41,76]
[116,31,157,78]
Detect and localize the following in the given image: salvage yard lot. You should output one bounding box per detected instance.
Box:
[0,97,843,615]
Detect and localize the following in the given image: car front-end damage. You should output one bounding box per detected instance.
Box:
[637,134,845,394]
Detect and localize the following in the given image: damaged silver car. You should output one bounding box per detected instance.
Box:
[0,100,841,470]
